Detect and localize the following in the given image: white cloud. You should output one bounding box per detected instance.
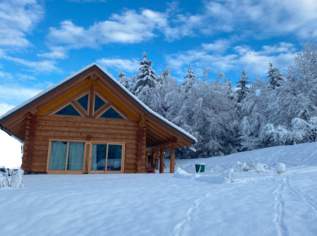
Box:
[38,47,67,60]
[202,40,231,53]
[1,54,58,72]
[0,103,14,116]
[97,58,138,72]
[172,0,317,40]
[235,44,297,75]
[46,1,317,52]
[166,41,297,78]
[48,9,168,48]
[0,0,43,48]
[0,85,41,105]
[164,0,317,40]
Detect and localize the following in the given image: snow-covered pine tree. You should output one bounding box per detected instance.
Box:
[182,66,196,94]
[236,70,249,103]
[267,63,283,89]
[133,53,159,96]
[119,72,129,89]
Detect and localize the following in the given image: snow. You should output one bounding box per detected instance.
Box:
[0,130,22,168]
[1,142,317,235]
[0,169,23,188]
[276,162,286,174]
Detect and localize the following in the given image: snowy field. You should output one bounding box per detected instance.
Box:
[1,143,317,235]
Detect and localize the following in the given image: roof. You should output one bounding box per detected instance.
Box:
[0,64,197,144]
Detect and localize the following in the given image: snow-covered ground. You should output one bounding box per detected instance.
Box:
[1,143,317,235]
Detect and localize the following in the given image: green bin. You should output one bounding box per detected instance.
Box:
[195,164,205,173]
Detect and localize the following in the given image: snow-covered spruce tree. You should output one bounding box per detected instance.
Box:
[236,70,249,103]
[182,66,196,94]
[149,70,180,119]
[118,72,129,89]
[133,54,159,94]
[267,63,284,89]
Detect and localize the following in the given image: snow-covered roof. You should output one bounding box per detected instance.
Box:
[0,64,197,143]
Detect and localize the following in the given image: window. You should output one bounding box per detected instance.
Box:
[107,144,122,171]
[91,144,107,171]
[49,141,67,170]
[100,107,123,119]
[49,141,85,171]
[77,94,89,111]
[55,104,80,116]
[94,94,106,112]
[91,143,123,171]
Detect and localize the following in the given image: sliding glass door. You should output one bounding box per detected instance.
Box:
[91,143,123,172]
[49,141,85,171]
[91,144,107,171]
[48,141,123,173]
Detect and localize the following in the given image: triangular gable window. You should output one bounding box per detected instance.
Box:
[55,104,80,116]
[100,107,123,119]
[77,94,88,111]
[94,94,106,112]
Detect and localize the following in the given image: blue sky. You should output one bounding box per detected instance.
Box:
[0,0,316,114]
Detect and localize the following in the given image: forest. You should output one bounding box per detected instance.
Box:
[119,45,317,158]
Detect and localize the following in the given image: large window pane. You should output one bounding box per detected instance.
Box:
[49,141,67,170]
[67,142,84,170]
[107,144,122,171]
[55,104,80,116]
[94,95,106,112]
[100,107,123,119]
[91,144,107,171]
[77,94,88,111]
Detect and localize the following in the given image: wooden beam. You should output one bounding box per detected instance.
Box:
[93,103,111,118]
[170,148,176,173]
[159,146,164,173]
[71,101,88,118]
[88,80,95,118]
[84,142,91,174]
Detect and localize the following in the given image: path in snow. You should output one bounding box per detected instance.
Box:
[273,177,288,236]
[173,192,210,236]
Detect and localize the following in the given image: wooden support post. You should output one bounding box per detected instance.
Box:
[159,146,164,173]
[84,142,91,174]
[170,148,176,173]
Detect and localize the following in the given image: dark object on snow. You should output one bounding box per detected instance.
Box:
[0,168,19,176]
[195,164,206,173]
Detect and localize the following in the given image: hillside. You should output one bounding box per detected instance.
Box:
[0,143,317,235]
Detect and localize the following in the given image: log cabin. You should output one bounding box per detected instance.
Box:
[0,64,196,174]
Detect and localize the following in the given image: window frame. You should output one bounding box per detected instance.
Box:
[93,92,108,113]
[89,141,125,174]
[47,139,86,174]
[51,103,83,118]
[75,92,90,115]
[96,106,127,120]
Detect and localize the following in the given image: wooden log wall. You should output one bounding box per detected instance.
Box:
[21,112,36,173]
[26,115,139,173]
[136,118,147,173]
